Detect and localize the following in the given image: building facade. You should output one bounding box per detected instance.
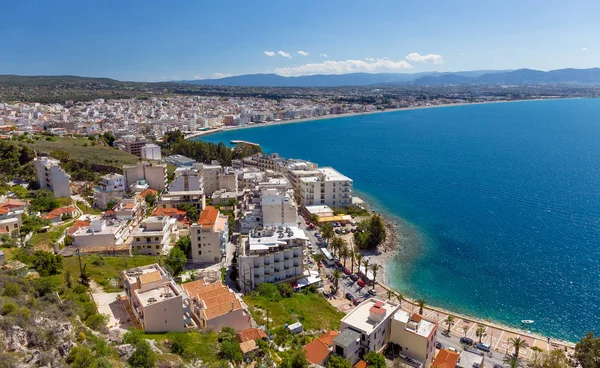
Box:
[94,173,126,210]
[123,161,167,192]
[190,206,229,263]
[34,157,71,198]
[389,311,438,367]
[299,167,353,208]
[131,216,178,256]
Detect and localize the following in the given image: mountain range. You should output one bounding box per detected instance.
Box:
[177,68,600,87]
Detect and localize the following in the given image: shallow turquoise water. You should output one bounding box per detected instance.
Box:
[199,99,600,341]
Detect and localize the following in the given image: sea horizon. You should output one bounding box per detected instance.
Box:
[198,98,600,342]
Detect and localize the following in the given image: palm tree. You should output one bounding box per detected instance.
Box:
[348,249,355,274]
[396,293,403,306]
[503,356,525,368]
[371,264,381,290]
[355,253,364,275]
[475,325,487,343]
[332,269,342,295]
[416,299,426,315]
[321,223,334,246]
[340,246,349,269]
[387,289,393,301]
[508,337,530,359]
[330,236,345,258]
[445,316,455,335]
[461,326,468,337]
[362,259,370,282]
[530,346,544,367]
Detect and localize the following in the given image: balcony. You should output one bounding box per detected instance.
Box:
[254,264,259,268]
[264,262,270,266]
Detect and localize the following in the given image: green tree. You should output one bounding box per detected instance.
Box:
[165,246,187,276]
[278,283,294,298]
[371,264,381,290]
[175,235,191,256]
[30,189,60,212]
[332,269,342,294]
[101,132,116,146]
[575,332,600,368]
[327,354,351,368]
[2,283,21,297]
[354,253,363,275]
[144,192,157,207]
[368,215,387,247]
[364,351,386,368]
[445,316,455,335]
[257,282,281,301]
[123,328,144,345]
[321,223,334,245]
[309,214,319,224]
[416,299,426,315]
[396,293,404,306]
[10,185,29,199]
[31,250,63,276]
[361,259,370,283]
[508,336,529,359]
[219,340,243,363]
[168,332,192,356]
[503,355,525,368]
[219,326,237,343]
[281,349,309,368]
[177,203,199,222]
[85,313,108,331]
[128,339,156,368]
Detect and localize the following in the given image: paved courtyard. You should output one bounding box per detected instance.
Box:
[92,291,134,333]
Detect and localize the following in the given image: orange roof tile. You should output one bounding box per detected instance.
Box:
[237,328,268,343]
[0,200,26,210]
[240,340,257,354]
[318,330,339,346]
[198,206,219,228]
[303,330,339,365]
[431,349,460,368]
[139,188,158,198]
[67,220,90,235]
[411,313,423,323]
[41,206,77,220]
[354,360,368,368]
[152,207,187,217]
[138,270,162,285]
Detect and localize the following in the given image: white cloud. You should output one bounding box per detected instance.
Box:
[405,52,443,64]
[193,75,204,80]
[274,58,413,76]
[278,51,292,58]
[171,76,180,80]
[365,57,375,61]
[212,73,233,79]
[319,53,328,58]
[297,50,309,56]
[581,47,589,52]
[263,51,275,56]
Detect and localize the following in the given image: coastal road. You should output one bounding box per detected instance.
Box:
[435,332,508,367]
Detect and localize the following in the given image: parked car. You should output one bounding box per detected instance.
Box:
[336,261,343,268]
[343,268,351,275]
[357,279,366,288]
[460,337,474,346]
[493,365,504,368]
[314,232,320,237]
[350,274,359,281]
[335,229,341,234]
[436,342,444,349]
[368,289,377,296]
[447,347,459,353]
[476,343,491,352]
[352,298,362,305]
[345,292,354,301]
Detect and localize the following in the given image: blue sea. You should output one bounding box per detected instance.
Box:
[198,98,600,341]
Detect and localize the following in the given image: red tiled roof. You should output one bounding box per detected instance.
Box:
[303,330,339,365]
[370,303,386,315]
[354,360,368,368]
[198,206,219,228]
[41,206,77,220]
[152,207,187,217]
[431,349,460,368]
[237,328,268,343]
[139,188,158,198]
[67,220,90,235]
[411,313,423,323]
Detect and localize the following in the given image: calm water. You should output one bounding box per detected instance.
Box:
[199,99,600,341]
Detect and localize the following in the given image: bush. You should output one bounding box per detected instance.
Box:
[89,254,105,266]
[278,283,294,298]
[128,339,156,368]
[85,313,108,331]
[168,332,192,357]
[30,250,63,276]
[123,328,144,345]
[33,277,57,297]
[364,351,386,368]
[218,326,237,343]
[1,302,17,316]
[219,340,243,363]
[257,283,281,301]
[29,189,60,213]
[2,283,21,297]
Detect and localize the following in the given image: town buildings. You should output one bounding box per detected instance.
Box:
[304,330,340,366]
[123,161,167,192]
[389,311,438,367]
[141,143,162,160]
[261,188,298,227]
[130,216,178,256]
[33,157,71,198]
[0,200,26,235]
[94,172,126,210]
[299,167,353,208]
[190,206,228,263]
[122,264,194,332]
[71,218,129,250]
[118,135,148,157]
[237,226,307,293]
[182,279,251,331]
[333,299,402,365]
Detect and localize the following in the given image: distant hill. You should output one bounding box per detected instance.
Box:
[0,74,127,87]
[413,68,600,85]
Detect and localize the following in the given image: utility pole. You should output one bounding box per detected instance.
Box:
[76,247,83,275]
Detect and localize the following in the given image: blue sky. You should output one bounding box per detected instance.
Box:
[0,0,598,81]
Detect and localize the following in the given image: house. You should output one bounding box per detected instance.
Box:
[432,349,460,368]
[389,311,438,367]
[182,280,252,331]
[0,250,5,265]
[333,299,402,365]
[0,199,26,235]
[130,216,178,256]
[237,327,268,343]
[190,206,229,264]
[93,173,126,210]
[122,264,195,332]
[456,350,484,368]
[112,198,145,222]
[41,206,78,223]
[71,219,129,249]
[303,330,339,366]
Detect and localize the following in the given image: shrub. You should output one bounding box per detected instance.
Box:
[2,302,17,316]
[128,339,156,368]
[123,328,144,345]
[257,283,281,301]
[89,254,105,266]
[219,340,243,363]
[85,313,108,331]
[278,283,294,298]
[2,283,21,297]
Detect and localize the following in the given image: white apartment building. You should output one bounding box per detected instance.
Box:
[141,143,162,160]
[112,198,145,222]
[237,226,307,293]
[122,264,194,332]
[168,167,203,192]
[118,135,148,157]
[333,299,402,365]
[190,206,228,263]
[195,162,220,195]
[94,172,126,210]
[131,216,178,256]
[299,167,353,208]
[389,311,438,367]
[71,219,129,248]
[123,161,167,192]
[33,157,71,198]
[261,188,298,227]
[218,168,238,193]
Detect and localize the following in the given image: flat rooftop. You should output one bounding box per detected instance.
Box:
[123,264,166,285]
[341,298,398,334]
[394,310,436,338]
[135,282,181,307]
[318,167,352,182]
[248,226,308,251]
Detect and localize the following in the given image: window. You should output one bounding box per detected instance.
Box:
[136,237,140,242]
[165,320,167,324]
[155,237,159,241]
[156,245,159,249]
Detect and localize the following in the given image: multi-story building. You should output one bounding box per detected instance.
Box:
[389,311,438,367]
[131,216,178,256]
[0,200,26,235]
[71,219,130,248]
[141,143,162,160]
[218,168,238,193]
[33,157,71,198]
[261,188,298,227]
[237,226,307,293]
[195,162,221,196]
[239,153,284,172]
[118,135,148,157]
[123,161,167,192]
[182,280,252,331]
[122,264,194,332]
[94,172,126,210]
[168,167,203,192]
[299,167,353,208]
[112,198,145,222]
[333,299,402,365]
[190,206,228,263]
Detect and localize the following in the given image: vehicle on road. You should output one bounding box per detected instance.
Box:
[343,268,351,275]
[345,293,354,301]
[353,298,362,305]
[460,337,474,346]
[357,279,366,288]
[350,274,359,281]
[368,289,377,296]
[436,342,444,349]
[476,343,490,352]
[447,347,458,353]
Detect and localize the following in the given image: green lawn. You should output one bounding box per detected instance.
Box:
[26,136,140,167]
[62,255,160,292]
[30,220,75,250]
[76,201,102,215]
[244,293,344,331]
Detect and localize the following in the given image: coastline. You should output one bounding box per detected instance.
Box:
[186,97,573,141]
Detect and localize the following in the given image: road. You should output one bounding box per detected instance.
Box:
[436,331,507,367]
